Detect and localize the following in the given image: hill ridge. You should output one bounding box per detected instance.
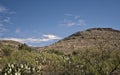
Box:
[37,28,120,54]
[86,28,120,32]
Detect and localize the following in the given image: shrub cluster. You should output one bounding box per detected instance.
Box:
[0,45,120,75]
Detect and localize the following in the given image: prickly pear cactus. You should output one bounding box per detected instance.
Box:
[1,63,41,75]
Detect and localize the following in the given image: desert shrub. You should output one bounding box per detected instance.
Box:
[1,46,13,57]
[46,49,64,55]
[0,49,40,68]
[1,45,120,75]
[72,51,79,55]
[18,43,32,52]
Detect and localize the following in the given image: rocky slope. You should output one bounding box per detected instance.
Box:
[0,40,22,50]
[37,28,120,53]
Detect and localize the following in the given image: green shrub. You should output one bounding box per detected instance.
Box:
[1,46,13,57]
[46,49,64,55]
[18,43,32,52]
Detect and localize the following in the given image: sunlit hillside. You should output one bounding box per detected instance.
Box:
[0,28,120,75]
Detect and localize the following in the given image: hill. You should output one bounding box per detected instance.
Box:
[0,40,23,51]
[0,40,22,54]
[0,40,22,47]
[0,40,33,57]
[37,28,120,54]
[0,28,120,75]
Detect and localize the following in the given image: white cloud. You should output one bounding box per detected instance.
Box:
[0,5,16,26]
[61,14,85,27]
[61,18,85,27]
[3,17,11,23]
[9,11,16,14]
[74,16,80,19]
[15,28,21,34]
[0,5,7,13]
[62,21,75,27]
[0,34,62,43]
[77,20,86,26]
[43,34,61,40]
[0,27,7,33]
[0,24,3,26]
[64,14,80,19]
[64,14,73,17]
[0,5,16,14]
[0,20,9,34]
[0,24,7,33]
[0,5,16,35]
[66,22,75,27]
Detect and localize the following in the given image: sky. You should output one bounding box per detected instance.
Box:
[0,0,120,46]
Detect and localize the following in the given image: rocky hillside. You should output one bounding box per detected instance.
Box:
[0,40,22,46]
[37,28,120,53]
[0,28,120,54]
[0,40,21,57]
[0,28,120,75]
[0,40,33,58]
[0,40,22,50]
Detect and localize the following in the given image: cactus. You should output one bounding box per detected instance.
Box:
[1,63,41,75]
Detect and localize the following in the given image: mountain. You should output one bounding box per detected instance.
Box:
[37,28,120,54]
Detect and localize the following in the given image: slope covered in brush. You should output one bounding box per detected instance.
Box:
[37,28,120,53]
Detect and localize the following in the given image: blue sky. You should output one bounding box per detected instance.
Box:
[0,0,120,46]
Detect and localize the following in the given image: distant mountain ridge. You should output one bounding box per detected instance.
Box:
[86,28,120,32]
[37,28,120,54]
[0,28,120,54]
